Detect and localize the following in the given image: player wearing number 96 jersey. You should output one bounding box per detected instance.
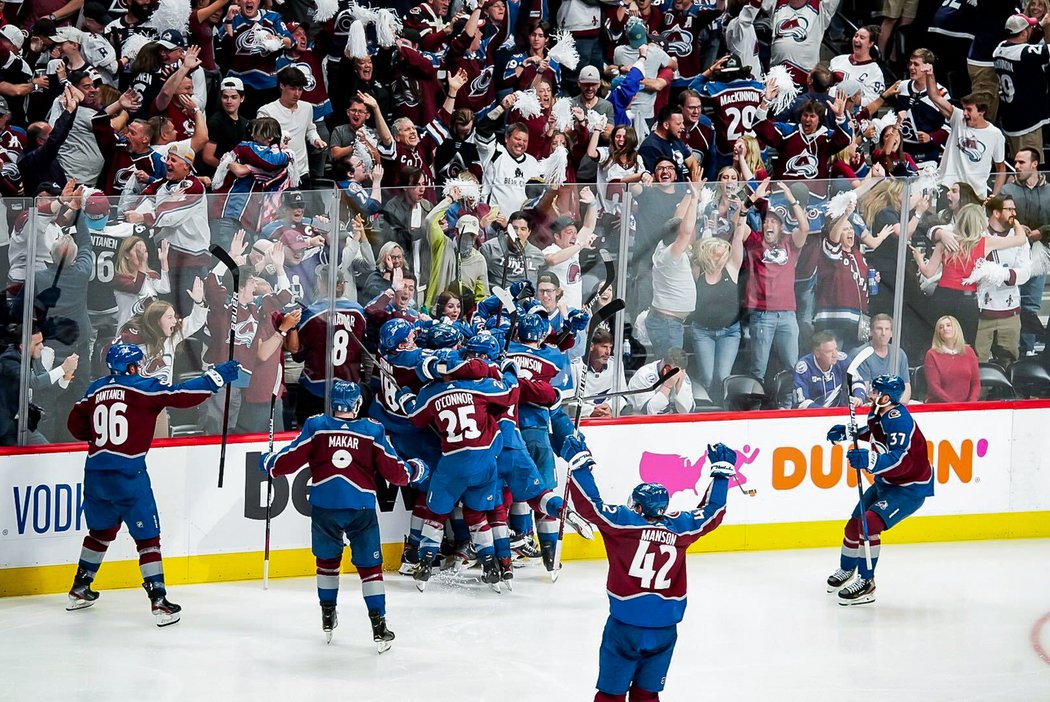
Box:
[65,344,242,626]
[560,435,735,702]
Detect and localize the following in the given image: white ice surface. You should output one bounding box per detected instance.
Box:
[2,539,1049,701]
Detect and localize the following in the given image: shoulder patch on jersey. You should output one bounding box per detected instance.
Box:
[888,409,901,419]
[835,351,847,360]
[365,417,381,426]
[795,360,808,373]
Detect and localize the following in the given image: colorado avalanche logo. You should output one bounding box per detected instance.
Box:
[333,8,354,35]
[660,28,693,58]
[775,16,809,43]
[115,165,137,188]
[291,62,317,91]
[236,25,281,56]
[762,246,789,265]
[957,134,987,163]
[469,66,494,97]
[785,151,819,179]
[234,316,259,346]
[567,260,581,284]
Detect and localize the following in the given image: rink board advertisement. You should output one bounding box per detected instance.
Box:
[2,404,1049,595]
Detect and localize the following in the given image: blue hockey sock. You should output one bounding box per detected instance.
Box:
[509,501,533,536]
[450,506,470,542]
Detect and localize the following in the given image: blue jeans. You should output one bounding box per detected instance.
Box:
[748,310,799,381]
[690,322,741,403]
[645,310,685,363]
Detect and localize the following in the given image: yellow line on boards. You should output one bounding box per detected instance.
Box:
[4,511,1048,597]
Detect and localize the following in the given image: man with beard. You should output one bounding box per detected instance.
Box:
[432,107,481,185]
[480,209,544,289]
[571,329,626,418]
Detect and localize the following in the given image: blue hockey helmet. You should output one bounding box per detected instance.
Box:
[630,483,669,518]
[425,323,462,350]
[379,318,415,355]
[465,330,501,360]
[871,374,905,404]
[517,313,550,343]
[106,343,144,374]
[330,380,363,416]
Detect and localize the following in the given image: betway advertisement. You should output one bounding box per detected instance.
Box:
[2,406,1048,573]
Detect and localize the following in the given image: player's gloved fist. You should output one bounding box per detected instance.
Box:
[560,433,593,471]
[510,280,534,299]
[567,308,590,333]
[394,387,415,413]
[258,452,273,474]
[827,424,852,442]
[407,458,429,486]
[707,443,737,477]
[499,357,518,376]
[216,360,241,383]
[476,294,503,319]
[847,447,878,474]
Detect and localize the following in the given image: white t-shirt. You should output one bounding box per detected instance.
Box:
[651,239,695,315]
[611,44,671,122]
[595,146,644,217]
[938,107,1005,199]
[542,243,583,309]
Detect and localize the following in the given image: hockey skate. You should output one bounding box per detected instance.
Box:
[480,556,502,593]
[414,553,435,592]
[838,577,876,606]
[510,532,542,560]
[443,541,477,572]
[369,611,395,654]
[143,582,181,627]
[498,556,514,591]
[564,508,595,540]
[540,542,556,574]
[321,603,338,643]
[826,567,857,594]
[398,538,419,577]
[66,568,99,611]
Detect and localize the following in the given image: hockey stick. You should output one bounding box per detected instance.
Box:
[550,298,625,583]
[210,245,239,489]
[262,368,280,589]
[492,285,518,358]
[845,373,874,571]
[553,249,614,347]
[494,237,512,328]
[580,366,681,401]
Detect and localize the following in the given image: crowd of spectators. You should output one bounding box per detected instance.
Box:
[1,0,1050,442]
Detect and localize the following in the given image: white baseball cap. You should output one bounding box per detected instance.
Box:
[50,26,84,45]
[0,25,24,51]
[578,65,601,84]
[220,76,244,93]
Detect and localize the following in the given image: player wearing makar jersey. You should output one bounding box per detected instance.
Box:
[261,381,427,651]
[826,375,934,605]
[64,344,240,626]
[560,435,736,702]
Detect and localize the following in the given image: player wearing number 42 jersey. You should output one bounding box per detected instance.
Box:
[65,344,241,626]
[560,435,737,702]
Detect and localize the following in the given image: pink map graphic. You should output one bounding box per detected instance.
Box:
[638,445,760,497]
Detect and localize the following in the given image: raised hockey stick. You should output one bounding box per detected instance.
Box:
[550,298,625,583]
[580,366,681,401]
[210,245,239,489]
[262,369,281,589]
[492,284,518,358]
[845,373,874,572]
[553,249,615,347]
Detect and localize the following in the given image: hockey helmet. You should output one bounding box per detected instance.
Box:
[379,318,415,355]
[106,343,144,374]
[425,323,462,350]
[517,313,550,343]
[630,483,670,519]
[330,380,363,416]
[465,330,501,361]
[871,374,905,404]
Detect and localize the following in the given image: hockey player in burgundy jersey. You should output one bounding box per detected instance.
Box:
[689,54,765,167]
[826,375,934,605]
[261,381,427,651]
[560,435,735,702]
[65,344,241,626]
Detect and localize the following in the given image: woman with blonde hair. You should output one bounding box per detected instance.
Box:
[113,238,171,328]
[732,133,767,181]
[913,203,1027,343]
[923,315,980,403]
[688,224,745,403]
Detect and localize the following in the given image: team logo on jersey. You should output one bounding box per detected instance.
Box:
[956,134,987,163]
[762,246,789,265]
[234,316,259,347]
[236,25,282,56]
[333,8,354,35]
[776,16,810,43]
[785,151,819,179]
[290,61,317,91]
[567,260,581,284]
[660,28,694,57]
[795,360,809,373]
[874,500,888,510]
[468,66,494,98]
[114,164,138,189]
[888,409,901,419]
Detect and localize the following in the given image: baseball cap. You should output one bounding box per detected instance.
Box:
[84,192,110,217]
[578,65,601,84]
[536,271,561,289]
[550,215,576,235]
[0,25,24,51]
[0,96,9,116]
[156,29,187,50]
[1005,14,1037,35]
[626,17,648,50]
[50,26,83,45]
[836,79,863,99]
[34,181,62,196]
[220,76,244,93]
[283,190,306,208]
[83,2,114,26]
[457,214,480,235]
[279,229,309,251]
[167,142,196,172]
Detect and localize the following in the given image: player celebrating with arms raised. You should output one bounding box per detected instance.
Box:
[826,374,934,605]
[560,435,738,702]
[65,345,241,626]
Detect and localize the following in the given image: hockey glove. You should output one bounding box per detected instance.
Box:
[510,280,535,299]
[707,443,737,477]
[258,452,273,474]
[827,424,852,443]
[407,458,429,486]
[499,357,518,377]
[476,294,503,319]
[393,387,416,415]
[847,448,878,474]
[566,308,591,333]
[560,433,594,472]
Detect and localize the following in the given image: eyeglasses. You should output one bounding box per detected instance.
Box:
[655,165,676,172]
[349,109,367,115]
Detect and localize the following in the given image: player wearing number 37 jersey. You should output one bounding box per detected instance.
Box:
[65,343,241,626]
[560,435,737,702]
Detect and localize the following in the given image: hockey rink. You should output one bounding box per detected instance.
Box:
[2,539,1048,702]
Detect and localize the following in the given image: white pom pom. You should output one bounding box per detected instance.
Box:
[697,187,714,215]
[513,89,542,119]
[352,139,374,172]
[552,97,574,133]
[213,151,235,189]
[443,176,481,203]
[547,30,580,71]
[375,8,403,47]
[825,190,857,220]
[585,109,608,135]
[871,111,897,139]
[144,0,191,33]
[121,33,148,61]
[260,32,285,53]
[345,20,369,59]
[1031,241,1050,277]
[914,163,940,196]
[764,65,801,114]
[348,1,379,25]
[312,0,339,22]
[541,146,568,186]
